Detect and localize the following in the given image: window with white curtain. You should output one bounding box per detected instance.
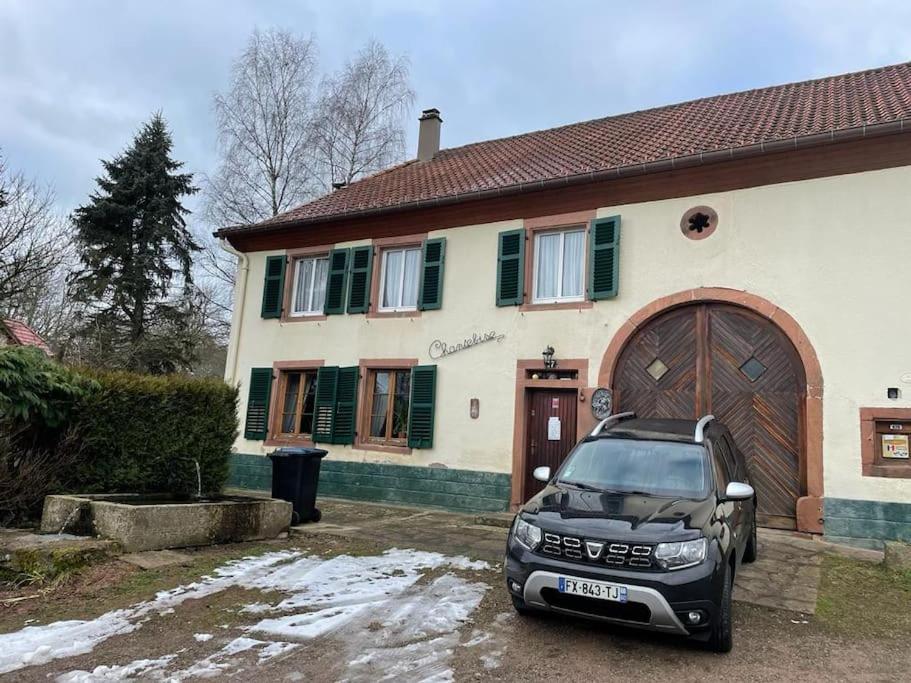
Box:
[533,228,585,303]
[291,255,329,316]
[380,247,421,311]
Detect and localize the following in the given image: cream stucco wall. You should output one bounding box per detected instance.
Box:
[228,165,911,505]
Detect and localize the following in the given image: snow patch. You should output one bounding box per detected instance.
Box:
[193,633,213,642]
[55,655,175,682]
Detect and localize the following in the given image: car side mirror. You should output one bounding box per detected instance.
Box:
[723,482,754,501]
[533,466,551,483]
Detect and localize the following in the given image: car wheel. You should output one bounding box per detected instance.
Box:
[743,505,758,563]
[511,595,532,615]
[708,565,734,653]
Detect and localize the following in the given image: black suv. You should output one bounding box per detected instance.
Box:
[505,413,757,652]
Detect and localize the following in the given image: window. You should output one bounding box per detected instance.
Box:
[533,228,585,303]
[379,247,421,311]
[291,255,329,316]
[557,439,710,499]
[276,370,318,437]
[366,369,411,445]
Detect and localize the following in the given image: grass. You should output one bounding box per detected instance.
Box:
[816,553,911,639]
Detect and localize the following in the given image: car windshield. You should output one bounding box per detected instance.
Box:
[557,438,710,499]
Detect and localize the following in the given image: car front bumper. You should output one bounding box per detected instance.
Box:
[505,543,723,637]
[521,569,690,634]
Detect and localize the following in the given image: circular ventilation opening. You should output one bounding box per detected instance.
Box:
[680,206,717,240]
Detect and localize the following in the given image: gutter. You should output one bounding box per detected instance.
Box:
[218,238,249,386]
[217,118,911,240]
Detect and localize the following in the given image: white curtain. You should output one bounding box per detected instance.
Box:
[293,259,313,313]
[402,248,421,308]
[562,230,584,297]
[535,233,559,299]
[312,257,329,312]
[382,250,404,308]
[370,372,390,437]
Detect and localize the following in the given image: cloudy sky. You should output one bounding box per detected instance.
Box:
[2,0,911,220]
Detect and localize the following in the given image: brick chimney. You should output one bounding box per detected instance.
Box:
[417,108,442,162]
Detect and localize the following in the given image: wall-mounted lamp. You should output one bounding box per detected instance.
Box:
[542,345,557,370]
[888,387,901,400]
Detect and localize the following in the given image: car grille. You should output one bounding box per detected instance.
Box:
[538,532,655,569]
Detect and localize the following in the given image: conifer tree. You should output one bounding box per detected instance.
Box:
[71,114,201,373]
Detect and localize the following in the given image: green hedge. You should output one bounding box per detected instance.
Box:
[70,370,238,496]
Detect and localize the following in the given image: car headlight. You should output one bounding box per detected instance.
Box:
[654,538,707,570]
[511,516,542,550]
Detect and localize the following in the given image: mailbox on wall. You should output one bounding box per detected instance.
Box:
[861,409,911,478]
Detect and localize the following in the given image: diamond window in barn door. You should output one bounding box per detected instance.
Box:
[739,356,767,383]
[645,358,669,382]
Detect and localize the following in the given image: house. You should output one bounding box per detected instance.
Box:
[0,319,51,355]
[219,62,911,548]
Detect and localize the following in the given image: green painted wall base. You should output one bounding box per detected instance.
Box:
[228,453,511,513]
[825,497,911,549]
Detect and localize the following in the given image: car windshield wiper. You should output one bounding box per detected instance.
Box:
[556,480,603,492]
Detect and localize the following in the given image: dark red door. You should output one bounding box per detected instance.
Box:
[524,389,578,499]
[613,304,804,528]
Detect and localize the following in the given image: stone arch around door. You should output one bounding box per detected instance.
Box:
[598,288,823,534]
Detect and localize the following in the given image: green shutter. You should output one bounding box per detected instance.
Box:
[408,365,437,449]
[347,246,373,314]
[418,238,446,310]
[260,255,286,318]
[312,366,339,442]
[324,248,350,315]
[243,368,273,440]
[332,366,360,444]
[588,216,621,300]
[496,229,525,306]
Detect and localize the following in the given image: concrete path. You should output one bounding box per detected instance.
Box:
[295,498,835,615]
[734,529,822,614]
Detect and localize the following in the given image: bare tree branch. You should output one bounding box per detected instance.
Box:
[312,40,414,189]
[204,28,320,228]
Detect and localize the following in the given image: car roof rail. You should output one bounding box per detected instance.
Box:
[694,414,715,443]
[589,411,636,437]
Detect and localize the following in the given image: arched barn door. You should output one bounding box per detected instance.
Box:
[613,303,805,529]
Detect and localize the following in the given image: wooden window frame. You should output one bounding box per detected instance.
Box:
[531,227,587,304]
[860,407,911,478]
[368,234,426,319]
[265,360,324,446]
[521,211,595,312]
[377,245,423,313]
[281,246,331,323]
[356,358,418,453]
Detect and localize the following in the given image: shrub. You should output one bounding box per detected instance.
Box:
[69,371,238,496]
[0,347,97,430]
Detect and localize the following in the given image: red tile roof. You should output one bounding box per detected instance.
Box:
[2,319,52,354]
[227,61,911,233]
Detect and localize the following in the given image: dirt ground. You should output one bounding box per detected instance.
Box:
[1,531,909,682]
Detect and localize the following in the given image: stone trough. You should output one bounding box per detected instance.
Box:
[40,494,292,553]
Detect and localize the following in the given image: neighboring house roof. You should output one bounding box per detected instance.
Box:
[1,319,52,355]
[222,61,911,236]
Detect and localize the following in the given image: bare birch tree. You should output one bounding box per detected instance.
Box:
[0,155,67,322]
[312,41,414,189]
[205,28,319,228]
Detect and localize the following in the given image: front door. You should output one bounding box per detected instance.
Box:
[524,389,578,499]
[612,303,805,529]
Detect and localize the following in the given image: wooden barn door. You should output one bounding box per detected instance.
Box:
[524,389,578,498]
[613,303,805,528]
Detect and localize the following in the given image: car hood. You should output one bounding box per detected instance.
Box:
[520,485,715,542]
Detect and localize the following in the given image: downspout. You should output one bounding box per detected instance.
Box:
[219,238,249,386]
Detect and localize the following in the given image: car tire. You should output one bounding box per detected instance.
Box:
[743,508,758,563]
[511,595,531,615]
[708,565,734,653]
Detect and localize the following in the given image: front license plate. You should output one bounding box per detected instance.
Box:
[558,576,628,603]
